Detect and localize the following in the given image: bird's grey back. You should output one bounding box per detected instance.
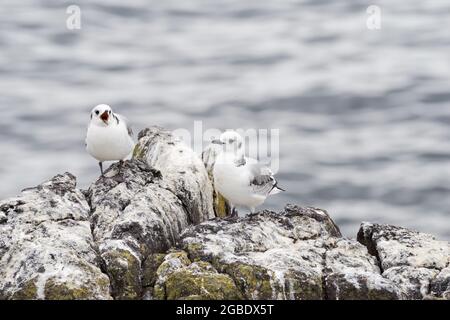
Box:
[116,113,134,137]
[248,161,276,196]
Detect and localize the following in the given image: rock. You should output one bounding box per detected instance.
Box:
[88,160,190,299]
[88,158,214,299]
[0,173,111,300]
[0,127,217,301]
[149,205,401,300]
[87,126,216,299]
[357,223,450,299]
[201,144,232,218]
[0,126,448,301]
[324,239,399,300]
[430,267,450,299]
[153,251,242,300]
[134,126,215,224]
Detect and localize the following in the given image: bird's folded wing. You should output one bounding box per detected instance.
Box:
[116,113,134,137]
[248,162,276,196]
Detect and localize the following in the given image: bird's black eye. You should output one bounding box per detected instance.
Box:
[95,110,99,115]
[109,110,111,114]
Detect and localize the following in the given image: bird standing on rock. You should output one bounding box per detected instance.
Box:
[86,104,134,176]
[212,130,285,218]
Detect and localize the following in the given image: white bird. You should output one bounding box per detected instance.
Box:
[85,104,134,176]
[212,131,284,217]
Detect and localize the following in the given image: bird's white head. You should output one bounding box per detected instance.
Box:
[212,130,244,153]
[90,104,113,126]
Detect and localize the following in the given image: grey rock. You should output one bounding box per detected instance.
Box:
[0,173,111,300]
[134,126,215,224]
[0,126,218,300]
[430,267,450,299]
[357,222,449,299]
[169,205,400,300]
[0,126,448,301]
[87,126,216,299]
[325,239,400,300]
[201,143,232,218]
[88,160,191,299]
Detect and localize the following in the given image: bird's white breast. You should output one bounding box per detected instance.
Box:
[86,121,134,162]
[213,153,266,208]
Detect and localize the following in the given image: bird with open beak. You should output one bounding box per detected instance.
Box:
[85,104,134,176]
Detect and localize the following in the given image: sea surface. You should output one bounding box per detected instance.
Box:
[1,0,449,239]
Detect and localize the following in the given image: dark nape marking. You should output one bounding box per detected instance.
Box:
[252,174,272,186]
[235,156,246,167]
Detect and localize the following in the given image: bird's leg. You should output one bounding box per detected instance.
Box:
[225,205,239,221]
[113,160,125,183]
[231,207,239,218]
[99,162,104,177]
[118,160,124,174]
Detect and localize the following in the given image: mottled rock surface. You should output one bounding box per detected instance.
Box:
[88,160,191,299]
[202,143,232,218]
[0,127,216,300]
[134,126,215,224]
[151,205,409,300]
[87,127,216,299]
[0,127,448,300]
[358,223,450,300]
[0,173,111,300]
[147,206,449,300]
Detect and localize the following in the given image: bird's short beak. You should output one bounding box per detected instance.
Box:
[100,111,109,124]
[211,139,224,145]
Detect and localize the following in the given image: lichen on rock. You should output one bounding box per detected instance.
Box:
[0,126,448,301]
[153,251,242,300]
[174,205,376,300]
[88,159,195,299]
[0,173,111,300]
[134,126,215,223]
[202,143,232,218]
[324,239,400,300]
[357,222,450,299]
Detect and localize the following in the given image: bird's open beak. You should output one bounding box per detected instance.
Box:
[211,139,225,145]
[100,111,109,124]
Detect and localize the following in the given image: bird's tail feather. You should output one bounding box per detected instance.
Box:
[270,183,285,195]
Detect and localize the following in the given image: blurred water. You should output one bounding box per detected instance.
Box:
[0,0,449,239]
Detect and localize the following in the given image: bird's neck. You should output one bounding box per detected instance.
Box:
[91,115,119,128]
[220,149,244,162]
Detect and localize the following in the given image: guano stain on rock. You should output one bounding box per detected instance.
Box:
[0,127,448,300]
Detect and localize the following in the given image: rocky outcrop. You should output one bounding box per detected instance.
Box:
[152,205,402,300]
[88,160,190,299]
[0,127,448,300]
[0,173,111,300]
[358,223,449,299]
[202,143,232,218]
[133,126,215,224]
[87,127,216,299]
[148,206,449,300]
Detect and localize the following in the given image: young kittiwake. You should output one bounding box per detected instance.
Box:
[85,104,134,176]
[212,130,284,217]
